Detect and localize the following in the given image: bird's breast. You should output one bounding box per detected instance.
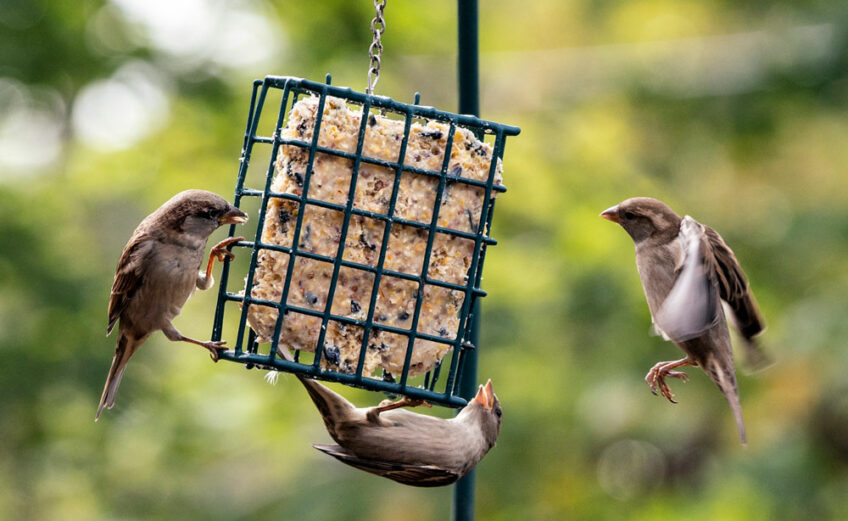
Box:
[635,239,683,318]
[129,241,205,329]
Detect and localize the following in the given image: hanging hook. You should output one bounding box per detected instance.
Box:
[366,0,387,95]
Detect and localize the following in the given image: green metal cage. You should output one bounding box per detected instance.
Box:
[211,75,519,408]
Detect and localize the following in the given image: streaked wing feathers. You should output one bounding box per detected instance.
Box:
[703,225,765,339]
[107,236,154,335]
[312,444,460,487]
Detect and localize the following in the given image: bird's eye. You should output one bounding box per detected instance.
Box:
[494,408,502,417]
[623,211,636,220]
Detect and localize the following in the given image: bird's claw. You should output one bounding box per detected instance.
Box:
[214,250,235,263]
[202,340,227,362]
[210,236,244,263]
[659,380,679,404]
[645,365,661,394]
[398,398,431,409]
[373,396,431,414]
[666,370,689,382]
[645,361,689,404]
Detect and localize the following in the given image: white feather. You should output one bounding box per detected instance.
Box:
[655,216,719,341]
[265,370,280,386]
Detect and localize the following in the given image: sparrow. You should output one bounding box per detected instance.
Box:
[272,350,502,486]
[601,197,767,444]
[96,189,248,420]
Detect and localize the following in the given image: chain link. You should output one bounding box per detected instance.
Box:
[366,0,387,95]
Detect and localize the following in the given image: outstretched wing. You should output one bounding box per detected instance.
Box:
[312,444,460,487]
[107,236,154,335]
[655,216,720,342]
[702,225,765,340]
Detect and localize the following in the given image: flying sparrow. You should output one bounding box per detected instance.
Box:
[272,349,502,486]
[601,197,767,444]
[96,189,247,420]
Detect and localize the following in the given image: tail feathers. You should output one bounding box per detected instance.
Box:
[723,301,770,373]
[740,337,773,374]
[296,375,355,441]
[271,345,353,441]
[734,295,766,340]
[274,347,341,420]
[707,357,747,445]
[272,348,335,423]
[95,334,135,421]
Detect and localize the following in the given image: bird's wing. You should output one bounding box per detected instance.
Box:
[312,444,460,487]
[107,235,154,335]
[655,216,720,342]
[702,225,765,339]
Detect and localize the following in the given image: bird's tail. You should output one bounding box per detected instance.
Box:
[273,347,323,402]
[295,368,358,439]
[297,376,343,422]
[706,357,747,445]
[739,336,773,374]
[271,347,353,439]
[722,301,771,373]
[95,333,135,421]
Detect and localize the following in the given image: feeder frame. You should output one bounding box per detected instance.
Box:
[210,75,518,409]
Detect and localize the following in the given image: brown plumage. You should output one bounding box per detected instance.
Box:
[97,189,248,420]
[601,197,767,444]
[273,348,502,486]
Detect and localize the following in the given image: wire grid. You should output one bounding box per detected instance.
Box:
[211,75,520,407]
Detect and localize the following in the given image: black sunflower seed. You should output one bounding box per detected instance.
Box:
[324,345,340,366]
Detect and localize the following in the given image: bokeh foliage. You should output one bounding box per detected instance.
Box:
[1,0,847,519]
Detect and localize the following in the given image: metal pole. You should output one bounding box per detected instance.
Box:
[457,0,479,117]
[453,2,478,520]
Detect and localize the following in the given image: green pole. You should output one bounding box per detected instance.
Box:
[453,1,478,520]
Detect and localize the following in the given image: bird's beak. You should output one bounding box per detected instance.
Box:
[472,379,495,409]
[220,207,248,225]
[600,205,620,224]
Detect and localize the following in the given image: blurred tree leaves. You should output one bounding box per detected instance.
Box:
[1,0,848,520]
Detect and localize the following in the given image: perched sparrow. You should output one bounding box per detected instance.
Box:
[96,190,247,420]
[273,350,502,486]
[601,197,767,444]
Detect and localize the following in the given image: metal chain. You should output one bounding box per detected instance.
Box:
[366,0,387,95]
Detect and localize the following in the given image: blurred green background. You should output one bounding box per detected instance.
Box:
[2,0,848,519]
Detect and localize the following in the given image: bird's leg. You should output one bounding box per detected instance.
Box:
[373,397,432,414]
[162,323,226,362]
[366,396,432,423]
[645,357,694,404]
[201,236,244,286]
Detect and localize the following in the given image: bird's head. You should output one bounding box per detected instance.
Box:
[161,189,248,239]
[461,379,502,449]
[600,197,681,244]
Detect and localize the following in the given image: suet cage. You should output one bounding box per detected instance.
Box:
[210,75,519,408]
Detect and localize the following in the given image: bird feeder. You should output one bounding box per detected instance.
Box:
[210,75,519,408]
[208,1,515,519]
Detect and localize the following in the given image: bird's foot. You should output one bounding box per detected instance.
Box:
[374,397,432,414]
[645,359,691,404]
[654,374,684,403]
[200,340,227,362]
[210,236,244,263]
